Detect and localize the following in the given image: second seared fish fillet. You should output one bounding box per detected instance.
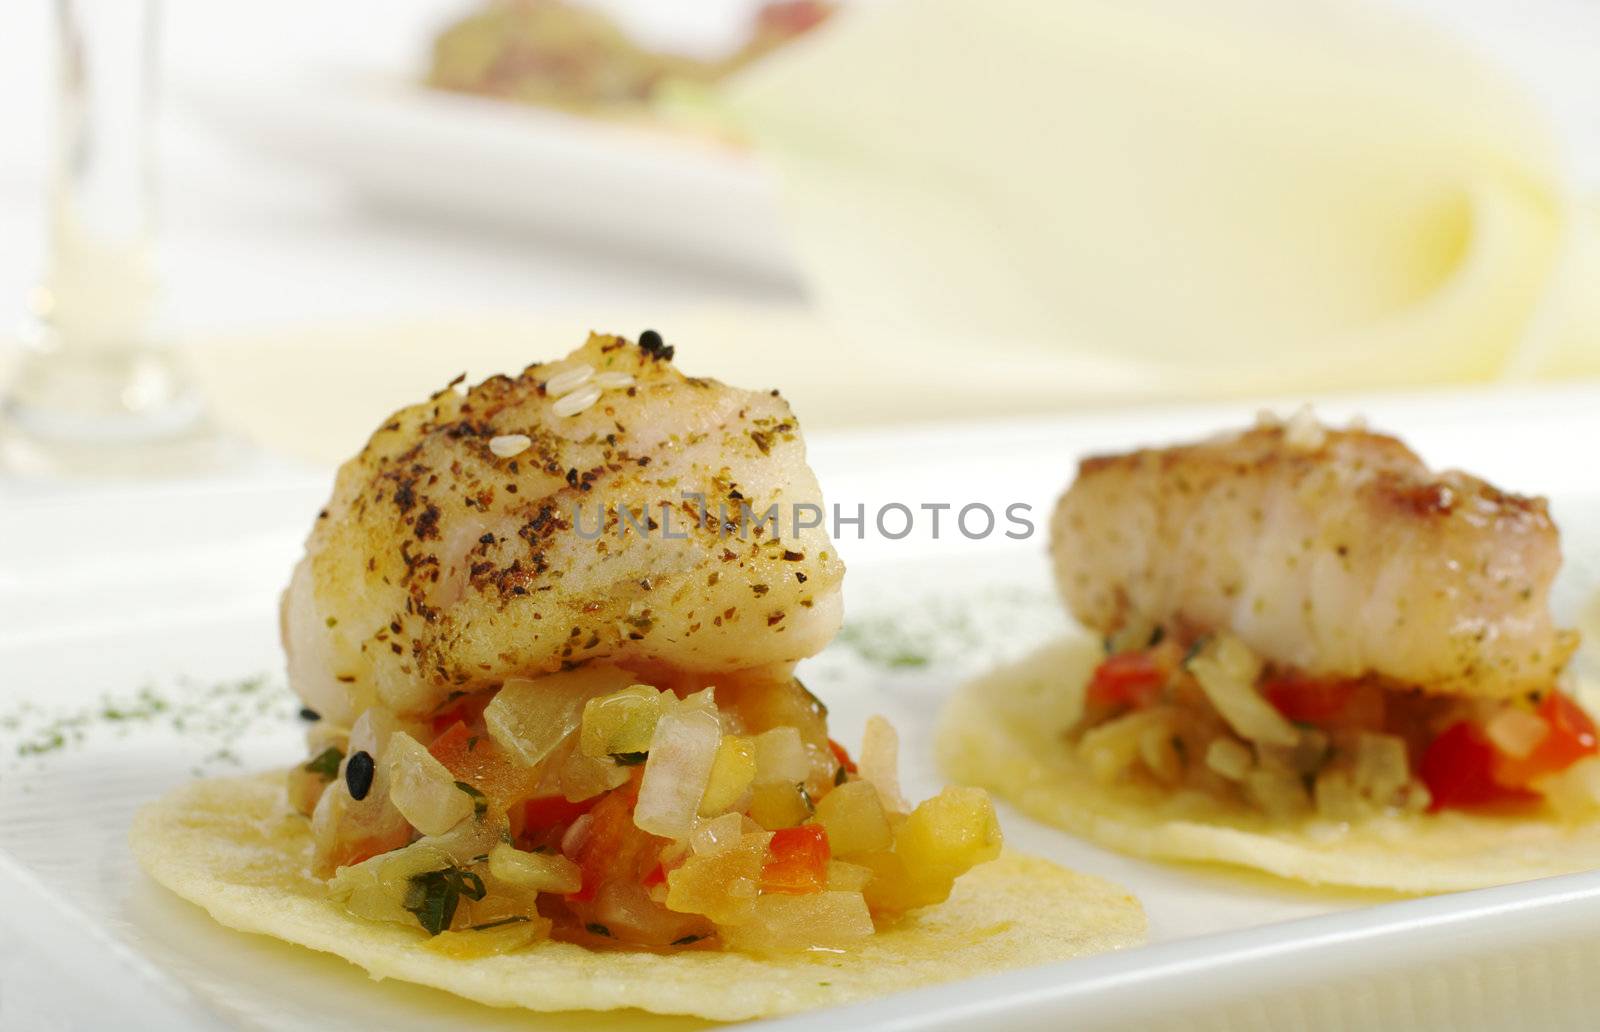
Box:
[284,332,844,722]
[1051,415,1576,699]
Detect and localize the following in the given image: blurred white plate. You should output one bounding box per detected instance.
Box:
[5,387,1600,1029]
[177,73,796,281]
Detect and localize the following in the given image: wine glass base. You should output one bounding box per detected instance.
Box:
[1,345,238,478]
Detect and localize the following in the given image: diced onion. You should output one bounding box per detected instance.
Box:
[1205,737,1252,782]
[1485,706,1549,760]
[1188,636,1299,747]
[559,742,631,802]
[311,709,412,874]
[1313,768,1368,822]
[348,707,404,762]
[635,690,722,840]
[1078,709,1167,783]
[417,813,503,866]
[561,814,593,859]
[485,665,637,767]
[858,715,909,814]
[1351,732,1410,803]
[487,843,582,893]
[1535,755,1600,821]
[664,831,769,924]
[1396,779,1432,814]
[751,727,809,785]
[690,811,748,856]
[1138,721,1183,783]
[721,891,874,952]
[386,730,474,835]
[328,842,453,925]
[1243,767,1309,818]
[825,860,874,892]
[286,764,331,817]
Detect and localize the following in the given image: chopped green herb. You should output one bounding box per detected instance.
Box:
[834,765,848,786]
[1181,635,1213,668]
[797,784,816,813]
[303,746,344,780]
[18,730,66,757]
[836,619,933,669]
[405,866,488,936]
[585,922,613,938]
[670,934,707,946]
[468,915,531,931]
[610,751,648,766]
[466,735,480,752]
[455,780,488,817]
[4,674,288,769]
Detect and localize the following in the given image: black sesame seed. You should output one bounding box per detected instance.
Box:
[345,750,375,801]
[637,329,674,362]
[299,707,321,722]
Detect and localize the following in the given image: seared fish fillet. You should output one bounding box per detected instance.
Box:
[284,333,844,722]
[1051,417,1576,699]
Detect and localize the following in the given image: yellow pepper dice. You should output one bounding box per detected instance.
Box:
[860,786,1002,915]
[699,735,757,816]
[811,780,893,857]
[748,782,813,830]
[579,684,668,758]
[896,786,1003,880]
[665,831,771,924]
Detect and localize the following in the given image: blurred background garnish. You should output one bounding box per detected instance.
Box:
[0,0,1596,473]
[427,0,832,138]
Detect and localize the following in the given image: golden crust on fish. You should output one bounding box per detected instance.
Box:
[283,333,845,723]
[1052,421,1575,699]
[131,772,1146,1021]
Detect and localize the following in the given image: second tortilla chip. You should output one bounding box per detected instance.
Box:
[940,636,1600,894]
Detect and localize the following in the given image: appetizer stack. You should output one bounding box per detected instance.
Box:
[943,411,1600,891]
[133,334,1142,1020]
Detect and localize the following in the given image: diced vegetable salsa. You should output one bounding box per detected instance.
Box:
[303,665,1001,953]
[1073,634,1599,820]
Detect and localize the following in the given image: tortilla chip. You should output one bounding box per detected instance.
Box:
[131,771,1144,1021]
[939,636,1600,894]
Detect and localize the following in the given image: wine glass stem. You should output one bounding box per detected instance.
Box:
[45,0,160,356]
[4,0,214,466]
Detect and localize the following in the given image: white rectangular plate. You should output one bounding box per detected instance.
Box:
[4,384,1600,1030]
[175,71,795,281]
